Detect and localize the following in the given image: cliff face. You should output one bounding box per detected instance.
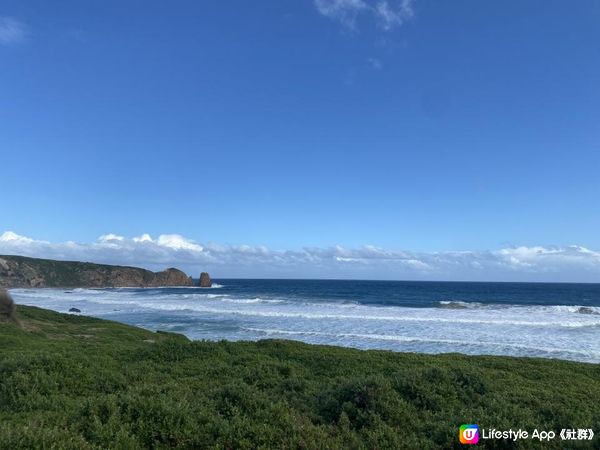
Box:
[0,255,193,288]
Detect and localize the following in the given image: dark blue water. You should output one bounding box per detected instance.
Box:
[12,280,600,363]
[211,279,600,308]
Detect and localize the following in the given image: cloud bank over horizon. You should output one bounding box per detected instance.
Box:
[1,231,599,282]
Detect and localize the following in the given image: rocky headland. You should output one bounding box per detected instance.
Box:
[0,255,194,288]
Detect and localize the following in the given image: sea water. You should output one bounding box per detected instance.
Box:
[10,279,600,363]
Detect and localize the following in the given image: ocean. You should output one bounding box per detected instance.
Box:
[10,279,600,363]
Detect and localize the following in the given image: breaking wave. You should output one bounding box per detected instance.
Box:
[9,285,600,363]
[436,301,600,315]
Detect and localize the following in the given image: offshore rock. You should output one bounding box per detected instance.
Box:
[199,272,212,288]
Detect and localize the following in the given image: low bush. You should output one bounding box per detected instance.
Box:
[0,306,598,449]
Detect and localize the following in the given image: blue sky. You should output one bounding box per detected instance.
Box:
[1,1,599,280]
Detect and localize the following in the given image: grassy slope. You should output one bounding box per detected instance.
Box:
[0,306,599,449]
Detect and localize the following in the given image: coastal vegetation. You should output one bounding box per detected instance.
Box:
[1,305,598,449]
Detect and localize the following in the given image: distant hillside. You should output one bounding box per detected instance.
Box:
[0,255,193,288]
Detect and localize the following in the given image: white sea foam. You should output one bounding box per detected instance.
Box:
[437,300,600,315]
[242,327,600,359]
[438,300,477,309]
[68,288,103,294]
[9,288,600,363]
[62,298,599,328]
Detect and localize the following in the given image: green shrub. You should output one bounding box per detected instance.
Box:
[0,306,598,449]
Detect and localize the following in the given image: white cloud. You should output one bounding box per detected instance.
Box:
[314,0,369,29]
[314,0,414,30]
[496,246,600,272]
[98,233,125,243]
[374,0,414,30]
[0,231,36,244]
[156,234,203,252]
[1,230,600,282]
[133,233,153,243]
[0,17,26,45]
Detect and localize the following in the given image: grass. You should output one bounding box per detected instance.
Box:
[1,305,599,449]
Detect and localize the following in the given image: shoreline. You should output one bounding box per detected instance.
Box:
[17,301,600,366]
[8,303,600,366]
[10,284,600,365]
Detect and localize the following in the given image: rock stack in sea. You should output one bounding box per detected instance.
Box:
[199,272,212,288]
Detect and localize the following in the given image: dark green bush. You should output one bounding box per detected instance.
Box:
[0,306,598,449]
